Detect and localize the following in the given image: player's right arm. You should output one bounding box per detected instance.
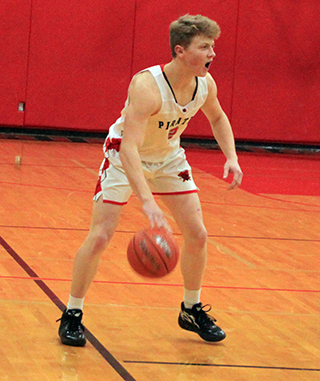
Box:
[119,72,170,229]
[201,74,243,190]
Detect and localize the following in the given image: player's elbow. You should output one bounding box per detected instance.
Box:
[210,110,227,127]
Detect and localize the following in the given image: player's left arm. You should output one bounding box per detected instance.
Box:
[201,74,243,190]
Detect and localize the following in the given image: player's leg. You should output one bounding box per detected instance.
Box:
[58,148,132,346]
[161,192,226,342]
[71,197,123,298]
[161,192,207,290]
[58,196,123,346]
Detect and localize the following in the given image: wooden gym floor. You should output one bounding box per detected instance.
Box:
[0,137,319,381]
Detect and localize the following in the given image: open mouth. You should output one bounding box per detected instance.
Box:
[205,62,211,69]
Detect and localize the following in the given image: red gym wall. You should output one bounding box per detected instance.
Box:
[1,0,320,144]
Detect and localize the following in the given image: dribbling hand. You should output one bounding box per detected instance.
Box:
[142,199,172,232]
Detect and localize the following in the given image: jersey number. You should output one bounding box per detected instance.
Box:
[168,127,178,139]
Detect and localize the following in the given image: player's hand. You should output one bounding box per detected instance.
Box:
[223,158,243,190]
[142,199,172,232]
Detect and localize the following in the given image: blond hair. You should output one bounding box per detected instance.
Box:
[170,14,221,57]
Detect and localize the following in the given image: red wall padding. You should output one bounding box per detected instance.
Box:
[0,0,32,125]
[24,0,135,131]
[1,1,320,144]
[231,1,320,144]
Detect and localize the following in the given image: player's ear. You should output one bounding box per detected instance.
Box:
[174,45,184,57]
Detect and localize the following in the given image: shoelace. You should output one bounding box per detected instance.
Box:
[196,304,217,325]
[56,312,85,332]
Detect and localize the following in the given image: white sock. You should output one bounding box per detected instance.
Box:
[67,295,84,311]
[183,288,201,309]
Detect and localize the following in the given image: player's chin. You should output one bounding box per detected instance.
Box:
[198,69,209,77]
[199,65,211,76]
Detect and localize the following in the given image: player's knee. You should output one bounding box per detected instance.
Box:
[87,229,113,254]
[196,227,208,248]
[185,226,207,248]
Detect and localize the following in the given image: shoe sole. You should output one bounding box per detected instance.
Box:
[60,337,86,347]
[178,317,226,342]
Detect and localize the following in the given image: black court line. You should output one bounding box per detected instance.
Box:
[0,236,137,381]
[124,360,320,372]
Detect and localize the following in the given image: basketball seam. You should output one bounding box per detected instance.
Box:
[133,233,160,276]
[132,235,148,271]
[142,230,169,274]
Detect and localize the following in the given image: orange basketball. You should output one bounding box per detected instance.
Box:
[127,228,179,278]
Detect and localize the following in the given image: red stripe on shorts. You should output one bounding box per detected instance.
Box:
[105,137,122,152]
[152,190,198,196]
[103,200,128,205]
[94,158,110,196]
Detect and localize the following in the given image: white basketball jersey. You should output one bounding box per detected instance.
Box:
[106,65,208,162]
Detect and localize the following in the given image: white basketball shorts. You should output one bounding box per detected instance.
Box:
[93,146,198,205]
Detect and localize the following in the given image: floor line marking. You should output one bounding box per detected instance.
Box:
[0,236,137,381]
[123,360,320,372]
[0,275,318,293]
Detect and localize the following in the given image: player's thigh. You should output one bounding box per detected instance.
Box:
[160,192,207,240]
[89,196,123,238]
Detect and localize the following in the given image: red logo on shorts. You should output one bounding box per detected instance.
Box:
[178,170,191,182]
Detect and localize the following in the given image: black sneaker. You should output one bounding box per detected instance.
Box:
[178,302,226,342]
[57,309,86,347]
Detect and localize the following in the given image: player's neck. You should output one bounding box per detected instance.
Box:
[163,61,196,89]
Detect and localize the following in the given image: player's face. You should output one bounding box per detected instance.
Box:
[181,35,216,77]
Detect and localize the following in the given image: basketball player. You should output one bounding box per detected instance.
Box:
[57,14,243,346]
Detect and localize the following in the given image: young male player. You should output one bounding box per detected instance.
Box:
[57,14,243,346]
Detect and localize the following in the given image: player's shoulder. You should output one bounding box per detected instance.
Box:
[204,72,217,88]
[204,73,218,96]
[127,69,161,113]
[130,70,159,93]
[129,69,161,107]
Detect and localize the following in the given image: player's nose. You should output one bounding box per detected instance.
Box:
[209,47,216,58]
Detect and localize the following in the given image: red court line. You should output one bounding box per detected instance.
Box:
[0,181,91,193]
[202,200,320,212]
[255,193,320,209]
[2,180,319,210]
[0,225,89,231]
[0,275,318,293]
[0,163,91,168]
